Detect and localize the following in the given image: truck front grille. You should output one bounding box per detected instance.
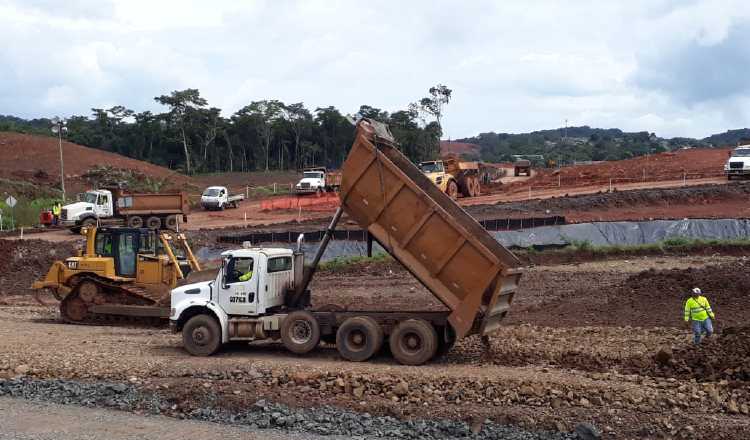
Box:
[730,161,744,169]
[301,182,310,189]
[61,209,68,220]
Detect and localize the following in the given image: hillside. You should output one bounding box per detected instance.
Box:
[439,140,480,158]
[0,131,193,197]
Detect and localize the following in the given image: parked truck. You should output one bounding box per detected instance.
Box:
[60,188,189,231]
[724,144,750,180]
[294,167,342,194]
[170,119,522,365]
[201,186,245,210]
[419,158,481,198]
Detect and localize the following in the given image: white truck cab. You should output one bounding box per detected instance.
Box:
[725,145,750,179]
[60,189,114,227]
[295,170,326,194]
[170,246,297,354]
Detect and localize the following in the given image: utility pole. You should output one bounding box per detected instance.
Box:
[51,118,67,202]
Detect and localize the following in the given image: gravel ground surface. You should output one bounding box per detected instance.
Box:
[0,380,573,440]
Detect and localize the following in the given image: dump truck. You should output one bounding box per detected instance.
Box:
[170,119,522,365]
[60,188,190,231]
[419,158,481,198]
[32,226,202,322]
[295,167,342,194]
[201,186,245,210]
[513,159,531,176]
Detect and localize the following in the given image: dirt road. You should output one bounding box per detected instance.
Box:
[462,176,727,206]
[1,253,749,439]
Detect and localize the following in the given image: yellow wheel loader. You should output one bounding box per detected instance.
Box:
[32,226,203,323]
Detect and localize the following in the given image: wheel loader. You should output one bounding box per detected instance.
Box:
[32,226,203,323]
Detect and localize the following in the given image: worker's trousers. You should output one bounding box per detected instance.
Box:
[691,318,713,344]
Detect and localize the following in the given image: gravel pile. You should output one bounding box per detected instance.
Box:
[0,378,578,440]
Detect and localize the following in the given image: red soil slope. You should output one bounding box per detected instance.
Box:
[0,132,192,190]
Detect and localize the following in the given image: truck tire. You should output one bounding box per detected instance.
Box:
[336,316,384,362]
[81,217,97,228]
[127,216,143,228]
[435,325,457,358]
[281,311,320,354]
[447,180,458,199]
[514,168,520,177]
[472,178,481,197]
[165,215,178,230]
[389,319,438,366]
[146,216,161,229]
[182,314,222,356]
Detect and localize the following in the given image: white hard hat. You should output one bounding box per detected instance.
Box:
[692,287,702,295]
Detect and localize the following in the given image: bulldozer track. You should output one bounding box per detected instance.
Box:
[60,275,167,326]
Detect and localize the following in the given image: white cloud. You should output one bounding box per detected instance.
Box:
[0,0,748,139]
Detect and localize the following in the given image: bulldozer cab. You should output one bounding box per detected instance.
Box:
[92,228,155,278]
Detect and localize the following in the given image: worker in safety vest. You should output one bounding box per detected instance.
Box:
[684,287,715,344]
[52,202,62,225]
[239,269,253,281]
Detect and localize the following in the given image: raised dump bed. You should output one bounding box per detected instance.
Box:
[339,119,523,338]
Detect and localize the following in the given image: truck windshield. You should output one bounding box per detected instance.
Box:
[419,162,443,173]
[303,172,323,179]
[203,188,221,196]
[732,149,750,157]
[84,192,98,204]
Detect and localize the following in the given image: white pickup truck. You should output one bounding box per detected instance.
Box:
[201,186,244,210]
[725,145,750,180]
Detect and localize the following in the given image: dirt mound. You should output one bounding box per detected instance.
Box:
[0,132,192,193]
[467,182,750,221]
[648,325,750,382]
[0,239,77,298]
[439,141,480,157]
[513,262,750,329]
[515,148,730,190]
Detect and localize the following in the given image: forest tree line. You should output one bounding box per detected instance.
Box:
[0,85,452,174]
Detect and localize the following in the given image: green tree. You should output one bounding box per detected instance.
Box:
[154,89,208,174]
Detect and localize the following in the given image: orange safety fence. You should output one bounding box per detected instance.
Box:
[260,193,340,212]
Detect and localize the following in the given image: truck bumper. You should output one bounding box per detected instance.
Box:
[726,170,750,176]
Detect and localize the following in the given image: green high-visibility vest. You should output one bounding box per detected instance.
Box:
[684,296,714,322]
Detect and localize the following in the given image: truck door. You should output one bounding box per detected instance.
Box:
[97,193,113,218]
[218,256,259,315]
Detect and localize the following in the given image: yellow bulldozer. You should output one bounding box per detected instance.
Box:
[33,226,202,323]
[419,157,481,198]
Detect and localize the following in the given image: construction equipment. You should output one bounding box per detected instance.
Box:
[513,159,532,176]
[295,167,342,194]
[419,157,481,198]
[32,226,201,322]
[60,188,190,231]
[170,119,522,365]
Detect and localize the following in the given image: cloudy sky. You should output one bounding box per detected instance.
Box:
[1,0,749,139]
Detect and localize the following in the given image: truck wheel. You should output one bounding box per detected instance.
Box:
[336,316,384,362]
[146,216,161,229]
[218,203,225,211]
[127,216,143,228]
[447,181,458,199]
[165,215,178,230]
[281,311,320,354]
[81,218,97,228]
[514,169,520,177]
[473,178,481,197]
[435,325,457,358]
[183,314,222,356]
[389,319,438,366]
